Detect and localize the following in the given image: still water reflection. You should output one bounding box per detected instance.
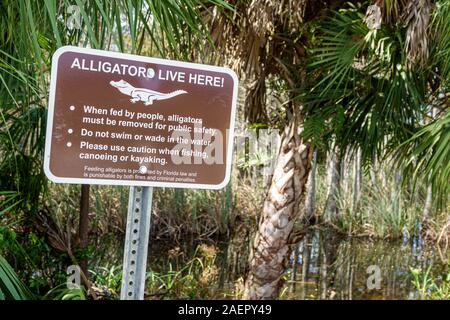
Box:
[283,229,449,300]
[149,227,448,299]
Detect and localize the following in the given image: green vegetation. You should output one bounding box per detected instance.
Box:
[0,255,33,300]
[1,0,449,300]
[411,266,450,299]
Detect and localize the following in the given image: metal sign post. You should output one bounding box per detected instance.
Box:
[120,186,153,300]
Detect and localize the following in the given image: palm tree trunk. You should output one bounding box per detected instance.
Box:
[423,184,433,219]
[370,154,377,186]
[341,149,351,195]
[304,150,318,222]
[352,148,362,214]
[422,107,437,220]
[243,112,311,299]
[324,143,341,221]
[392,170,402,216]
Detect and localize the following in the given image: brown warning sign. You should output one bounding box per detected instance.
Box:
[44,46,238,189]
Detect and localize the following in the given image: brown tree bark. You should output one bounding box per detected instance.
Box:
[243,113,311,299]
[79,184,90,277]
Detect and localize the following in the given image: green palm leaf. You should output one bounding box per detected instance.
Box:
[0,255,33,300]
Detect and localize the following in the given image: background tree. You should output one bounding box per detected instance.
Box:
[235,0,449,299]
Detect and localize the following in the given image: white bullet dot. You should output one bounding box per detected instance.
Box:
[68,129,73,134]
[147,68,155,78]
[139,166,147,174]
[69,105,75,111]
[66,142,72,147]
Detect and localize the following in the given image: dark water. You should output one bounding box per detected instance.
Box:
[149,227,449,300]
[282,229,449,300]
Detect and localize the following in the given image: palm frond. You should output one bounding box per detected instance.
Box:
[303,5,426,162]
[397,110,450,207]
[0,255,33,300]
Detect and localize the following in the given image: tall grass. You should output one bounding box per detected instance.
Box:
[145,244,220,299]
[310,165,429,239]
[334,183,423,238]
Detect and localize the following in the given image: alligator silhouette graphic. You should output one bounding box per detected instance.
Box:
[110,79,187,105]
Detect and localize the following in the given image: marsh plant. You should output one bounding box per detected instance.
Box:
[145,244,221,299]
[411,266,450,300]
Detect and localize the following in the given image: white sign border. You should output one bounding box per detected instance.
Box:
[44,46,238,190]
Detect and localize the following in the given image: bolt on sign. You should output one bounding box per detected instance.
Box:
[44,46,238,189]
